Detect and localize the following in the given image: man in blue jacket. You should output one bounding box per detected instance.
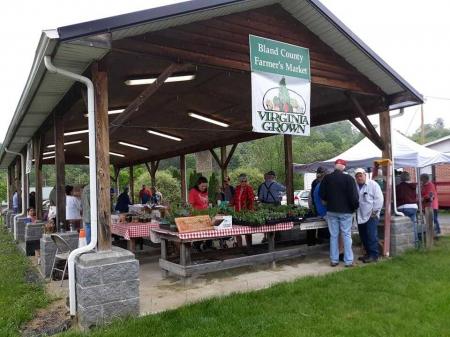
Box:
[319,159,359,267]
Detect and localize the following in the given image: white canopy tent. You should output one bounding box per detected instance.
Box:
[294,130,450,173]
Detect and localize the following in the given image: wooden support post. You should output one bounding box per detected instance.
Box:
[54,112,65,230]
[129,166,135,204]
[7,166,13,208]
[220,146,227,182]
[113,165,121,207]
[33,135,43,219]
[180,154,187,203]
[92,62,112,251]
[145,161,159,187]
[425,207,434,248]
[22,148,29,213]
[15,159,21,212]
[379,110,392,160]
[284,135,294,205]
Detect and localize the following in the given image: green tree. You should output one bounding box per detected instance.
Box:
[411,118,450,144]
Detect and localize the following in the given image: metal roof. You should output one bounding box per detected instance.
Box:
[0,0,423,168]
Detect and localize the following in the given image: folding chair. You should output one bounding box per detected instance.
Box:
[50,234,72,286]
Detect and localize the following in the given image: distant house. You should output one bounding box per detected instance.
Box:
[425,136,450,208]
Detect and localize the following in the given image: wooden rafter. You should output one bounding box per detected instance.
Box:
[109,62,191,138]
[347,93,385,150]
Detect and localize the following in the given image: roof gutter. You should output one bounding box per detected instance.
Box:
[44,56,98,317]
[0,30,59,167]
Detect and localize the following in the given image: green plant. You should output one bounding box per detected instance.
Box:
[208,172,219,202]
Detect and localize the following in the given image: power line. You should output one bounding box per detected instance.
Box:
[424,95,450,101]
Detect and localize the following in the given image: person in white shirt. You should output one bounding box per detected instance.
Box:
[354,168,384,263]
[65,185,82,230]
[12,191,19,213]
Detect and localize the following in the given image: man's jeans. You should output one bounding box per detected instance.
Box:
[434,209,441,235]
[357,216,379,259]
[326,212,353,265]
[401,208,418,244]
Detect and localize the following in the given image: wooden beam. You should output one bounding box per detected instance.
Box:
[92,62,112,251]
[129,166,135,204]
[15,159,21,212]
[209,149,222,168]
[379,110,392,160]
[220,146,227,183]
[113,165,121,206]
[284,135,294,205]
[180,154,187,203]
[33,134,43,220]
[349,118,376,142]
[54,111,66,230]
[7,166,13,208]
[145,161,159,187]
[22,148,29,213]
[117,132,267,169]
[109,62,191,138]
[223,144,238,169]
[348,93,385,150]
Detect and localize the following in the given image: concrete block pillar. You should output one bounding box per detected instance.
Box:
[5,210,13,229]
[25,221,46,256]
[379,216,415,256]
[75,247,140,329]
[16,217,31,242]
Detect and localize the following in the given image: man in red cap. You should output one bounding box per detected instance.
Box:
[319,159,359,267]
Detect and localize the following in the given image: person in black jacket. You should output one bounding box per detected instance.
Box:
[319,159,359,267]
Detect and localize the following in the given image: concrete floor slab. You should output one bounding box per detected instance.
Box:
[32,215,450,316]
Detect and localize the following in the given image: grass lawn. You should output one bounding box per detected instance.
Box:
[62,238,450,337]
[0,227,49,337]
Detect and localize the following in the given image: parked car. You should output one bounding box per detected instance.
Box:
[281,190,310,208]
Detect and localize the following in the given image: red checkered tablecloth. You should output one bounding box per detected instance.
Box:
[111,222,160,240]
[152,222,294,241]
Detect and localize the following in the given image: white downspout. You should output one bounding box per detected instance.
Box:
[5,148,26,240]
[44,56,98,316]
[390,108,405,216]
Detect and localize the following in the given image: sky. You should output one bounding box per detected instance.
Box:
[0,0,449,142]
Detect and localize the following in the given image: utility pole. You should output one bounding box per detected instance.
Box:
[420,104,425,144]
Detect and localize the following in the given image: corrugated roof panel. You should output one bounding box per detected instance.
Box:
[111,0,276,40]
[21,114,48,127]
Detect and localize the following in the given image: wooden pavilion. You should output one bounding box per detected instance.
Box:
[1,0,422,250]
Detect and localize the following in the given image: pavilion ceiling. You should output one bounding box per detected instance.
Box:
[41,4,388,167]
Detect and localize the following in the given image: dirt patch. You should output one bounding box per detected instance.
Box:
[21,300,72,337]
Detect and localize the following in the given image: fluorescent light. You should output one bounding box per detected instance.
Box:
[188,112,229,127]
[43,150,66,156]
[125,74,195,86]
[108,108,125,115]
[147,130,182,142]
[64,129,88,136]
[118,141,149,151]
[43,156,55,160]
[109,151,125,158]
[84,108,125,117]
[47,140,82,148]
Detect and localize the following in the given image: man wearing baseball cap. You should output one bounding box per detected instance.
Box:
[354,168,383,263]
[319,159,359,267]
